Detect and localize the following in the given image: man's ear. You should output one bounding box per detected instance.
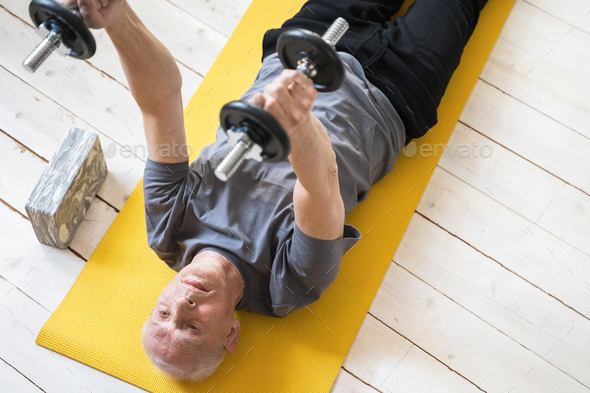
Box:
[223,318,241,353]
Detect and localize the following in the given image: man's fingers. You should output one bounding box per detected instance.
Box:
[78,0,104,15]
[284,69,315,92]
[264,83,292,115]
[277,70,317,105]
[267,82,312,129]
[255,69,318,133]
[77,0,110,29]
[78,0,96,17]
[266,83,296,113]
[247,92,266,107]
[286,80,306,95]
[78,0,93,9]
[263,95,289,127]
[277,70,312,90]
[59,0,79,9]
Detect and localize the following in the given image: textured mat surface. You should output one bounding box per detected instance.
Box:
[36,0,516,391]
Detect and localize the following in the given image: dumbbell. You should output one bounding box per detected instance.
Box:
[276,17,349,92]
[23,0,96,73]
[214,17,349,181]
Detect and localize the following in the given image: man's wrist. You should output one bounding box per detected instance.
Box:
[105,2,133,36]
[288,114,338,192]
[288,115,317,158]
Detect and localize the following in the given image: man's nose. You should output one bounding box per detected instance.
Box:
[171,296,196,323]
[175,296,196,308]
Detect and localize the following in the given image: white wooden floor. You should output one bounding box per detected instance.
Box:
[1,0,589,392]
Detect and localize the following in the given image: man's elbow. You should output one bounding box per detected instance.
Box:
[169,68,183,95]
[140,89,183,116]
[328,155,339,180]
[326,157,342,205]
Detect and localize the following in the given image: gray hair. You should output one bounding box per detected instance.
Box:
[141,320,226,381]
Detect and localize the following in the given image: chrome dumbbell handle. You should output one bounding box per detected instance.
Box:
[322,17,349,47]
[23,27,63,73]
[214,126,265,181]
[215,134,254,182]
[296,17,349,78]
[23,2,93,73]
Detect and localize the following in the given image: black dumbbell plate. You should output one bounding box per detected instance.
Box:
[29,0,96,59]
[220,101,291,163]
[277,29,346,92]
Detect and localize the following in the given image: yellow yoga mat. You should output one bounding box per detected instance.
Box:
[37,0,516,391]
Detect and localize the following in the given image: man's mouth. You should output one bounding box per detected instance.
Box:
[182,279,208,292]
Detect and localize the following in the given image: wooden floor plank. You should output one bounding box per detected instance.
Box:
[330,370,379,393]
[396,213,590,387]
[460,79,590,194]
[481,37,589,138]
[0,66,143,211]
[0,275,144,393]
[129,0,228,74]
[165,0,253,38]
[381,346,483,393]
[417,167,590,317]
[369,262,590,393]
[436,122,564,222]
[343,314,482,392]
[0,357,44,393]
[502,1,590,86]
[537,184,590,257]
[342,314,412,388]
[524,0,590,35]
[0,201,86,313]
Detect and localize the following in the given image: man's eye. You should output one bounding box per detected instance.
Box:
[159,311,168,316]
[189,325,197,330]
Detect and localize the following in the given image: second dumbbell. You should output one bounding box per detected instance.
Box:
[214,18,350,181]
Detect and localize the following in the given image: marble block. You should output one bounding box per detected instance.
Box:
[25,127,108,249]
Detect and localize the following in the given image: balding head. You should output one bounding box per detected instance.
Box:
[141,250,244,381]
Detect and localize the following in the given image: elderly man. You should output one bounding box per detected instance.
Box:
[68,0,486,381]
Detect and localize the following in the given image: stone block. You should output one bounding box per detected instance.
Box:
[25,127,108,248]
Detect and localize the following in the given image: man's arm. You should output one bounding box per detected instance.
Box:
[249,70,345,240]
[72,0,187,163]
[290,115,344,241]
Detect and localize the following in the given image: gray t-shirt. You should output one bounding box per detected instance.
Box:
[143,52,405,318]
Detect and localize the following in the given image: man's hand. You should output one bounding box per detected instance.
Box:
[57,0,127,30]
[247,69,317,141]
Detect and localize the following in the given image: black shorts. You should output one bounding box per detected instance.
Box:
[262,0,487,144]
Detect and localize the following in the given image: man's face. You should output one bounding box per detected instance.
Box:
[144,252,238,364]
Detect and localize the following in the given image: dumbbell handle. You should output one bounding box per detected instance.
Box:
[322,17,349,47]
[215,133,254,181]
[23,28,62,73]
[296,17,349,79]
[23,7,84,73]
